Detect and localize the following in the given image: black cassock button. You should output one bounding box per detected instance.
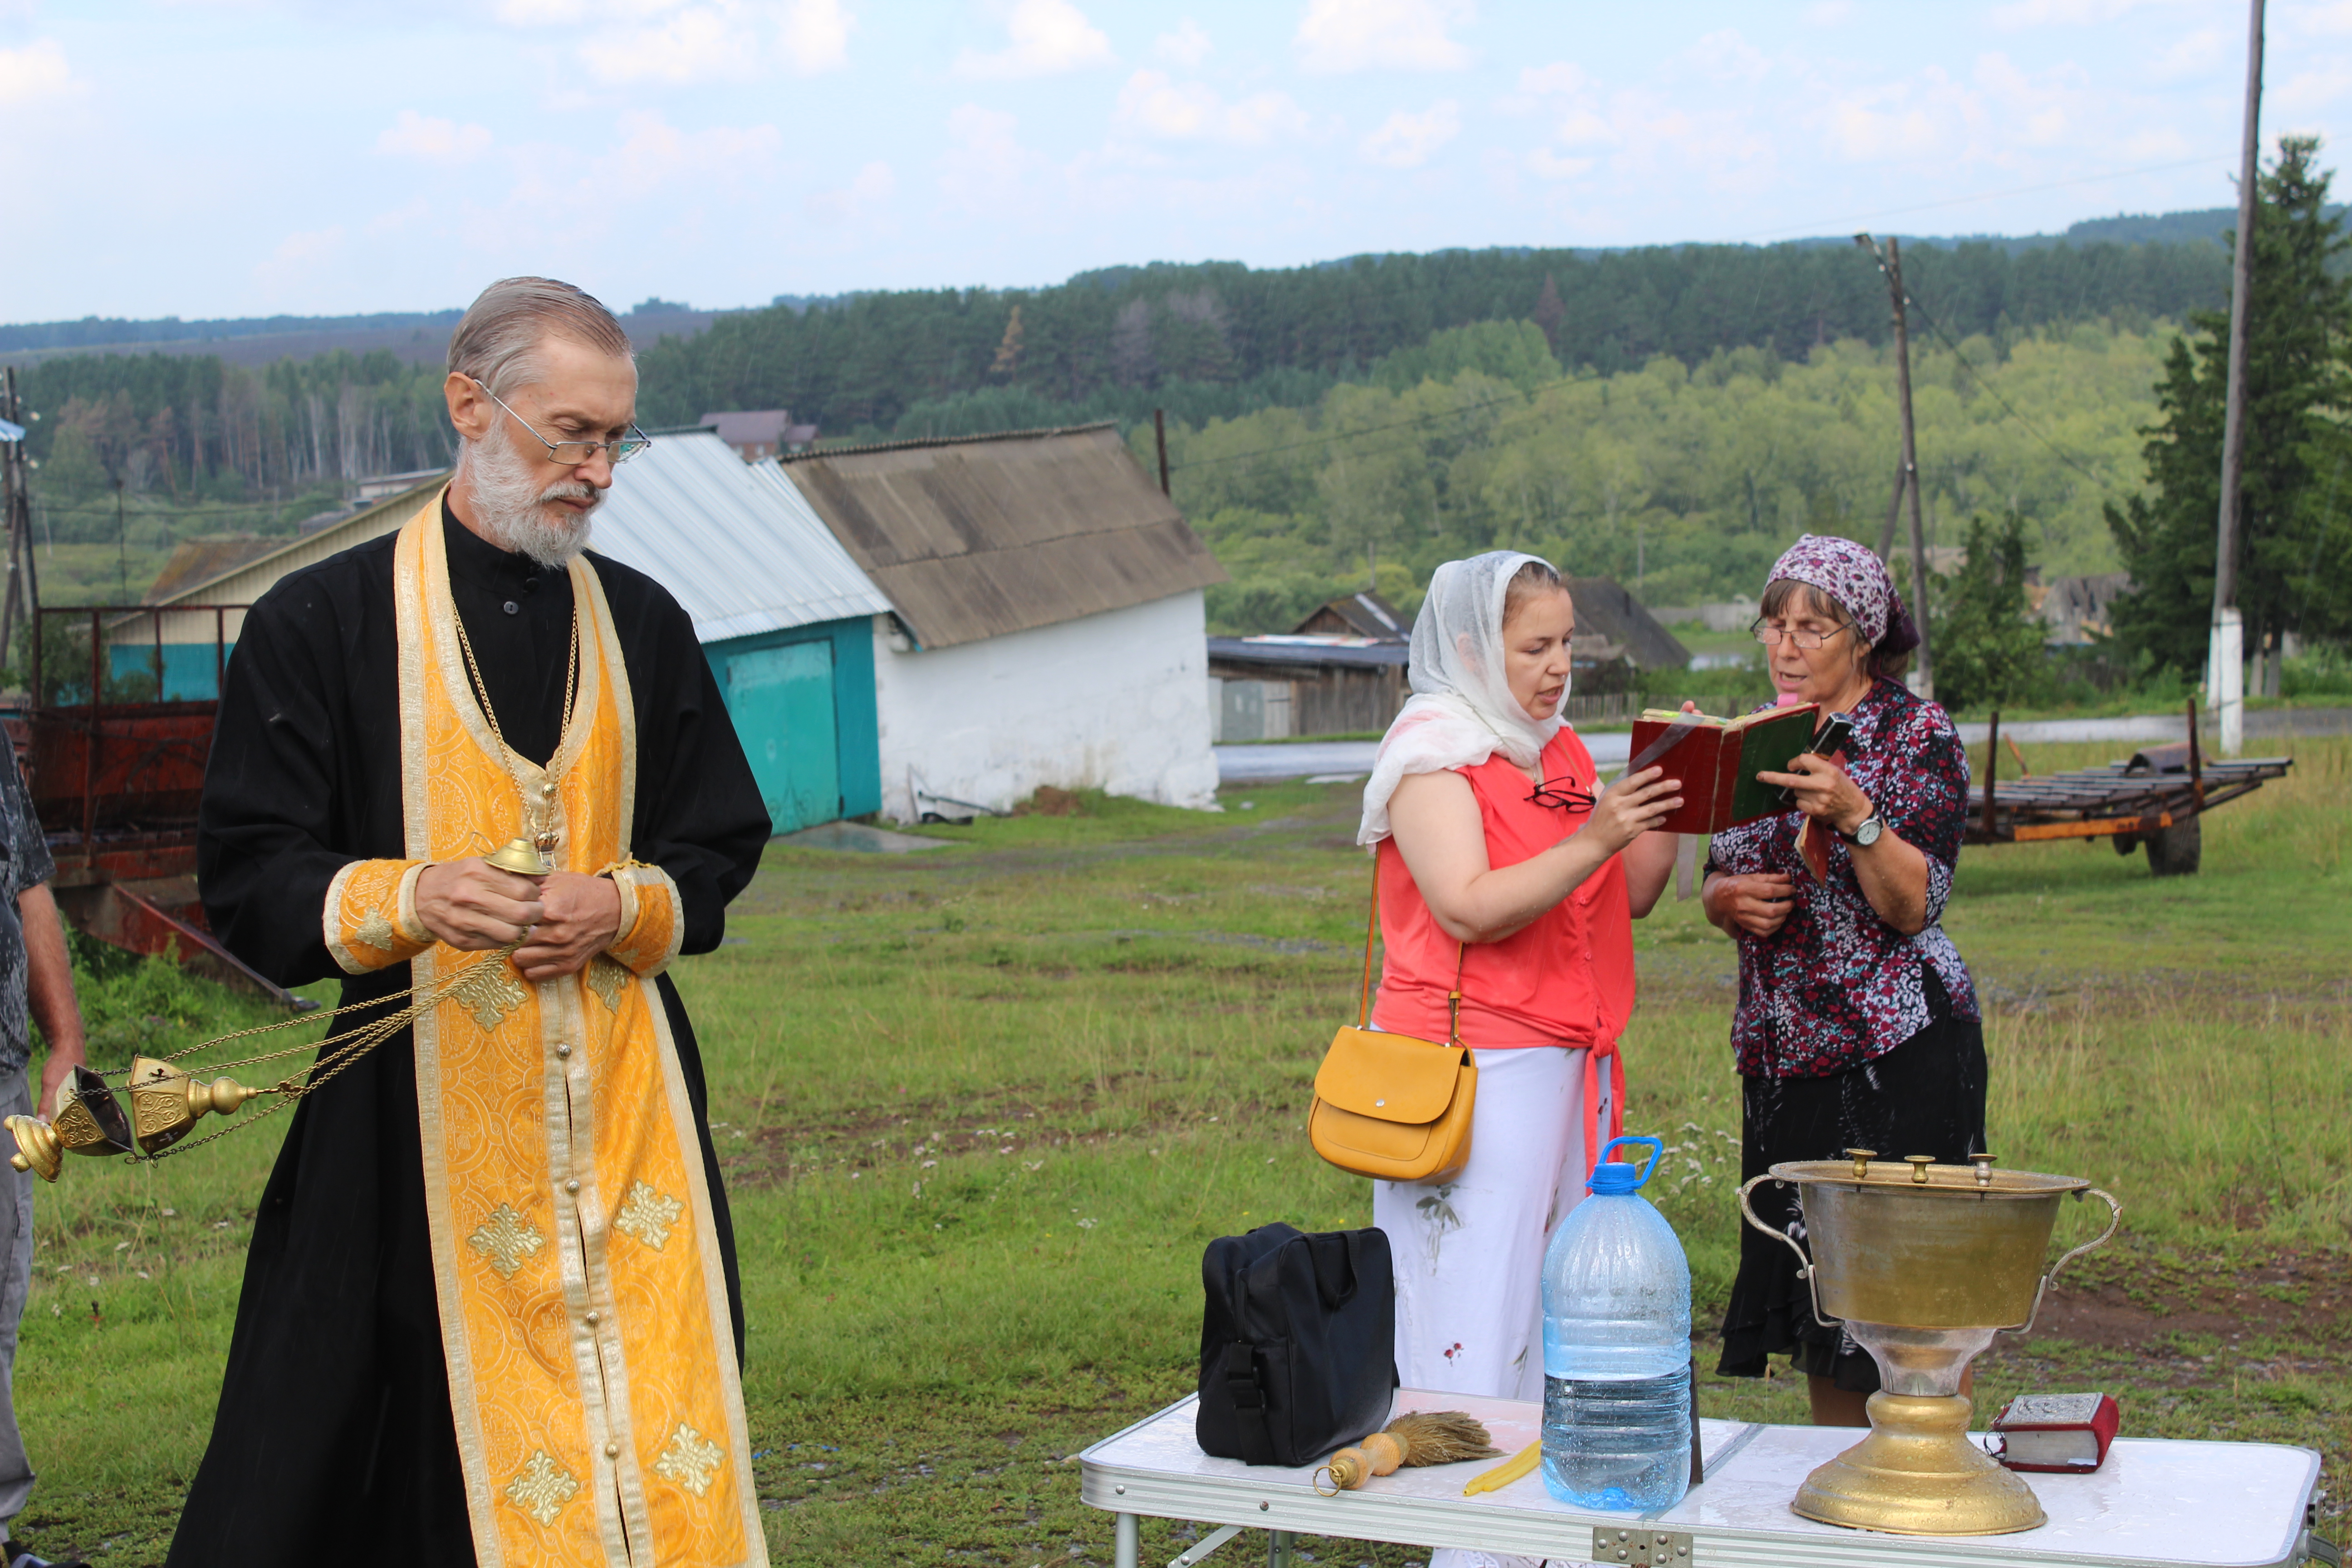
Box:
[523,577,539,594]
[502,600,520,616]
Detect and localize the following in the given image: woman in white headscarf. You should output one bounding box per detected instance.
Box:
[1359,553,1681,1568]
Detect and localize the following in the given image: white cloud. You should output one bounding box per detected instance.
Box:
[1114,69,1309,144]
[779,0,854,74]
[954,0,1116,80]
[611,110,784,184]
[1553,106,1617,150]
[1517,61,1586,97]
[2275,58,2352,114]
[1803,1,1854,24]
[1296,0,1473,74]
[1524,148,1595,181]
[495,0,584,20]
[581,6,760,85]
[937,103,1037,213]
[1360,99,1460,167]
[376,110,494,164]
[253,225,348,294]
[808,159,895,219]
[553,1,850,83]
[0,38,76,105]
[1155,17,1212,67]
[1989,0,2168,27]
[1690,29,1769,84]
[364,197,433,238]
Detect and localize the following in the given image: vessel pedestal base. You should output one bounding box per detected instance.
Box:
[1792,1392,2045,1537]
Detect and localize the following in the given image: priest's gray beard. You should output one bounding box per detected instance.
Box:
[462,422,601,566]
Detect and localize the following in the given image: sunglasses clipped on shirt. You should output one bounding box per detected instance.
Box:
[1527,775,1595,815]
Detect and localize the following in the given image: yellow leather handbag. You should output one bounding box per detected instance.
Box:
[1307,865,1475,1183]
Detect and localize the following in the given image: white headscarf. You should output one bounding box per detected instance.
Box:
[1357,550,1568,846]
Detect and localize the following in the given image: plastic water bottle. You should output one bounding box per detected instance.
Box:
[1539,1134,1693,1511]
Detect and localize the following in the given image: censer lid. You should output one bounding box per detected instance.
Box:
[1768,1152,2093,1196]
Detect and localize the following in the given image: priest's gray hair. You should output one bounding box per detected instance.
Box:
[447,277,633,399]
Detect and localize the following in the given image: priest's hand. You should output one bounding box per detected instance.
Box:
[512,872,624,982]
[416,858,546,951]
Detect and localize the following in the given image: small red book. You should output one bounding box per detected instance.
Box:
[1627,703,1821,836]
[1989,1392,2121,1473]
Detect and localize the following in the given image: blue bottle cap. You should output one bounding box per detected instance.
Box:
[1587,1161,1642,1195]
[1586,1135,1664,1193]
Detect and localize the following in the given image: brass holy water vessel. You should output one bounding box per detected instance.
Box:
[1739,1151,2120,1537]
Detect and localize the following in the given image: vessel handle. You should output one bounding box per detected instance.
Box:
[2005,1186,2122,1338]
[1737,1174,1834,1328]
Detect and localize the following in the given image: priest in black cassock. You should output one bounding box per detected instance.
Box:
[178,279,773,1568]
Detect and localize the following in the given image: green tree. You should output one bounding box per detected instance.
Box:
[2107,136,2352,676]
[1934,513,2047,713]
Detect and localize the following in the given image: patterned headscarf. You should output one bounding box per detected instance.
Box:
[1766,533,1921,656]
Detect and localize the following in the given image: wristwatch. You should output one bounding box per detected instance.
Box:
[1845,811,1885,848]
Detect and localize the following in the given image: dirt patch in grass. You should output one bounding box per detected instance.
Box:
[722,1091,1286,1189]
[2027,1248,2352,1352]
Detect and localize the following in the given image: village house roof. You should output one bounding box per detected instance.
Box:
[1205,636,1410,675]
[699,410,794,461]
[587,431,892,641]
[1565,577,1691,670]
[779,422,1227,650]
[1293,590,1409,641]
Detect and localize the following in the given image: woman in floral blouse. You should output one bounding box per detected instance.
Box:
[1702,534,1984,1428]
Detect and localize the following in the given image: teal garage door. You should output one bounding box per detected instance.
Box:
[725,640,840,834]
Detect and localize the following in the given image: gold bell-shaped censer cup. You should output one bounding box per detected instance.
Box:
[6,1065,137,1181]
[485,836,555,877]
[123,1057,265,1156]
[1739,1152,2121,1537]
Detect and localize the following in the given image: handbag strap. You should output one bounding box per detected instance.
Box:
[1360,849,1469,1044]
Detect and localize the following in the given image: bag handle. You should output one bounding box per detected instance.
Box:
[1360,850,1468,1044]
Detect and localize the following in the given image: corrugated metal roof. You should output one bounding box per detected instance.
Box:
[1206,637,1410,671]
[140,436,891,647]
[781,423,1226,650]
[585,431,892,642]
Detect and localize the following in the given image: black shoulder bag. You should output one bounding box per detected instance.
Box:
[1195,1222,1396,1468]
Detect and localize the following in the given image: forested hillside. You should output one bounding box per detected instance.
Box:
[1165,319,2166,632]
[2,233,2212,611]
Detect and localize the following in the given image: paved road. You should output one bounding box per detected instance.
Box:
[1215,706,2349,784]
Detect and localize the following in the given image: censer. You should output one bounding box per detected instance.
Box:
[6,838,549,1185]
[1739,1152,2120,1536]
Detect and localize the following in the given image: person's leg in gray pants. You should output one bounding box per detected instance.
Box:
[0,1070,39,1547]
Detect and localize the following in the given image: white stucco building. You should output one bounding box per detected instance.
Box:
[780,423,1225,823]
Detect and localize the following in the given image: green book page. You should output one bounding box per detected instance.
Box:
[1727,706,1824,824]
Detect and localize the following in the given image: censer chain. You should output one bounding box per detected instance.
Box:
[101,945,524,1166]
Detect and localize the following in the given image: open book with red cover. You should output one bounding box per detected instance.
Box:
[1628,702,1822,837]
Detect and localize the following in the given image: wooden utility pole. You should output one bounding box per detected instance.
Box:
[0,367,30,661]
[1857,233,1934,697]
[1153,407,1171,497]
[2211,0,2265,758]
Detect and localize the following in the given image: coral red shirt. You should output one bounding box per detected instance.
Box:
[1369,728,1636,1050]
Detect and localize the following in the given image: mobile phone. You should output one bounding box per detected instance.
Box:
[1775,712,1856,807]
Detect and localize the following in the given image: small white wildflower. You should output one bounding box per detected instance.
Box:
[921,1160,937,1170]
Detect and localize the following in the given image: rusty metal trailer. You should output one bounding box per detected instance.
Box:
[1962,704,2292,877]
[5,604,304,1006]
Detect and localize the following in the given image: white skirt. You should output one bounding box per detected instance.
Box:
[1371,1045,1610,1568]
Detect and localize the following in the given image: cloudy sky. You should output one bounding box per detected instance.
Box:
[4,0,2348,322]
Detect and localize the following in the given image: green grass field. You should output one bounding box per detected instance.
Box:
[7,736,2347,1564]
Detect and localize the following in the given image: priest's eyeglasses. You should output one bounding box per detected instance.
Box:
[471,377,652,466]
[1528,777,1594,814]
[1751,618,1855,650]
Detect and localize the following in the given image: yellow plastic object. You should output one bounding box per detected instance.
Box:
[1462,1441,1539,1496]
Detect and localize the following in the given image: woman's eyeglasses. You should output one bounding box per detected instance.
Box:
[1751,619,1855,650]
[1528,777,1594,814]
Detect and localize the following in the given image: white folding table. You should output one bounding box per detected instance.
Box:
[1079,1390,2330,1568]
